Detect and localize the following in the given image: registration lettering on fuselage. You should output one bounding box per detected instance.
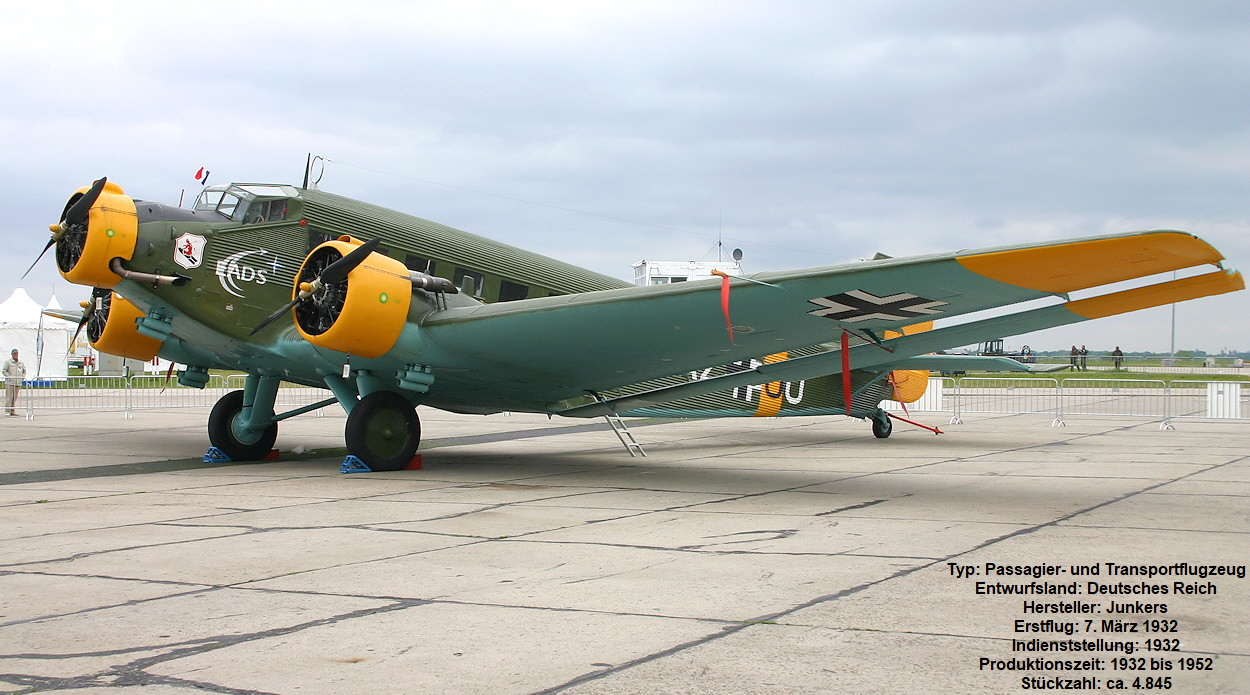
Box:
[691,354,805,415]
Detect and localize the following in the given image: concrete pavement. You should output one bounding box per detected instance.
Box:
[0,406,1246,693]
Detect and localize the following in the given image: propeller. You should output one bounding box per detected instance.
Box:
[50,288,112,348]
[65,177,108,228]
[24,177,108,279]
[251,237,382,336]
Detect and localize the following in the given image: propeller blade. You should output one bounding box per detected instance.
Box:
[21,239,56,280]
[320,237,380,285]
[65,177,108,227]
[70,315,89,347]
[250,296,303,336]
[251,238,380,336]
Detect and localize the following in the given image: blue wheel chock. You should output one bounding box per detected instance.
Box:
[340,455,373,473]
[203,447,232,463]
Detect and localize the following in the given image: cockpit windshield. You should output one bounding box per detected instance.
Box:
[193,183,299,224]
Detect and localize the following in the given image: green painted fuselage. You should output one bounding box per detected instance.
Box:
[115,184,892,419]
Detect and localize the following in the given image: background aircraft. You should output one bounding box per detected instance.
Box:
[33,178,1243,470]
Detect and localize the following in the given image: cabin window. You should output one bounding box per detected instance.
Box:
[242,198,288,224]
[406,255,434,274]
[307,229,334,250]
[499,280,529,302]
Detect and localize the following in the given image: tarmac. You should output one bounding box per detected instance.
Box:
[0,405,1246,694]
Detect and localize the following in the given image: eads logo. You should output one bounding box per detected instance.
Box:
[216,249,276,298]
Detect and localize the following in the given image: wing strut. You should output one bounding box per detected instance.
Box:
[840,330,852,415]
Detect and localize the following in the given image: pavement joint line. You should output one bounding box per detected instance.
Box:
[530,434,1247,693]
[0,598,422,695]
[2,414,1243,692]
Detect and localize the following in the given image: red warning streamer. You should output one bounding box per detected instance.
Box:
[711,270,735,345]
[160,362,177,394]
[887,370,909,418]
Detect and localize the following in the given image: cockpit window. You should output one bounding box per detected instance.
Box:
[216,191,243,220]
[192,184,298,222]
[193,187,226,212]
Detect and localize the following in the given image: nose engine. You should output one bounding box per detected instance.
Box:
[49,178,140,289]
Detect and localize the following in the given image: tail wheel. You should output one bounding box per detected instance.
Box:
[871,410,893,439]
[208,390,278,461]
[345,391,421,471]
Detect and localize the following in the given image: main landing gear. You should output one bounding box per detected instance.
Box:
[870,408,893,438]
[207,381,280,461]
[344,391,422,471]
[206,375,423,472]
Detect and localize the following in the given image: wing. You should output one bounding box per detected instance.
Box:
[411,230,1240,412]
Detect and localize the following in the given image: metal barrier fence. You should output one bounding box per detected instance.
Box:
[890,377,1248,428]
[16,375,1250,425]
[17,375,340,420]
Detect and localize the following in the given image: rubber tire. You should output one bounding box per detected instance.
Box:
[345,391,421,472]
[871,411,893,439]
[208,390,279,460]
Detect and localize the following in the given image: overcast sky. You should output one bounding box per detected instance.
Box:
[3,2,1247,353]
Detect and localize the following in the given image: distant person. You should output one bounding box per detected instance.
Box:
[1079,345,1088,371]
[1070,345,1078,368]
[1112,346,1124,370]
[3,349,25,416]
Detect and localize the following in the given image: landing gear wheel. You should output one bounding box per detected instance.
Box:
[208,390,278,460]
[345,391,421,471]
[871,410,893,439]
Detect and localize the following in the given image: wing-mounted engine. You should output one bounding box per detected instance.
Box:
[53,179,139,289]
[84,290,162,361]
[292,236,413,358]
[885,320,934,403]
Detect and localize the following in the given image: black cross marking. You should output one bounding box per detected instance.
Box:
[807,290,948,323]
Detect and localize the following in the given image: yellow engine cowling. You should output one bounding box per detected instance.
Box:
[90,293,162,361]
[885,321,933,403]
[295,237,412,359]
[58,181,138,289]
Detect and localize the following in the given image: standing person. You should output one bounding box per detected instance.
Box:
[1112,346,1124,370]
[1079,345,1088,371]
[3,349,26,416]
[1070,345,1079,368]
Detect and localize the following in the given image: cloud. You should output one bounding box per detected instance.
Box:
[2,2,1247,352]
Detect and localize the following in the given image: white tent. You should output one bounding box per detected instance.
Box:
[0,289,72,381]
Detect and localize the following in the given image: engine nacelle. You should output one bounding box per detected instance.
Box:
[58,181,139,289]
[295,237,412,359]
[89,292,162,361]
[885,321,933,403]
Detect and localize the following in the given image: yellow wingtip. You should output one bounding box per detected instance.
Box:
[957,231,1225,293]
